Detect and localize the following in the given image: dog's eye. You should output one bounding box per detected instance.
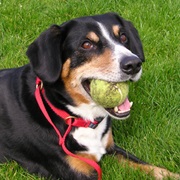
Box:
[120,34,128,44]
[81,41,93,50]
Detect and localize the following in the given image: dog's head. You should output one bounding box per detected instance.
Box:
[27,13,145,121]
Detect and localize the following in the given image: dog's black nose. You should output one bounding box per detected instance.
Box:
[120,56,142,75]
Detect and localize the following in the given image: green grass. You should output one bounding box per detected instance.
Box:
[0,0,180,179]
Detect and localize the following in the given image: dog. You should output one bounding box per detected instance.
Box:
[0,12,179,180]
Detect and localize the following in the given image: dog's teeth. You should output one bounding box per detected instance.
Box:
[114,106,118,113]
[130,102,133,107]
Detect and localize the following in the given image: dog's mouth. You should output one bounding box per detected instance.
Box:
[82,80,133,120]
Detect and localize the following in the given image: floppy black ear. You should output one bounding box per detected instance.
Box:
[26,25,63,83]
[125,20,145,62]
[114,14,145,62]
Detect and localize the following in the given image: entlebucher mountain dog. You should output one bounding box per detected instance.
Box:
[0,13,179,180]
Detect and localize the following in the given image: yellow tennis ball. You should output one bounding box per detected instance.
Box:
[90,79,129,108]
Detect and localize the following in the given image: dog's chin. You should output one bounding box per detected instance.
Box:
[104,107,130,120]
[82,80,133,120]
[102,97,132,120]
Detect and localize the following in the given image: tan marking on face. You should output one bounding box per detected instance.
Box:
[86,32,99,43]
[61,58,90,105]
[66,153,97,175]
[61,49,113,105]
[105,128,114,151]
[61,58,71,78]
[112,25,120,37]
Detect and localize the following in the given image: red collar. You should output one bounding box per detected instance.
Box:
[35,78,103,129]
[35,77,102,180]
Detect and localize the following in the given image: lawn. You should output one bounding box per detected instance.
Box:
[0,0,179,179]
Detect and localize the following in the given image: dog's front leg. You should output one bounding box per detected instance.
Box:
[107,144,180,180]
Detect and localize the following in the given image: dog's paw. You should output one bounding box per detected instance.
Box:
[151,166,180,180]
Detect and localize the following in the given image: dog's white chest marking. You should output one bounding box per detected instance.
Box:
[71,117,109,161]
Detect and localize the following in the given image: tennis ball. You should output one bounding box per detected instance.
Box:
[90,79,129,108]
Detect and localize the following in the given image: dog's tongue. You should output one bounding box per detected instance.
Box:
[118,98,131,112]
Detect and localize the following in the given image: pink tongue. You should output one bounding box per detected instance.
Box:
[118,98,131,111]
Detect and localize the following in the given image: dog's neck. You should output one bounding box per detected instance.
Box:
[35,77,106,128]
[66,103,108,122]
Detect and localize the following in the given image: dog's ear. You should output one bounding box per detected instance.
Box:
[26,25,63,83]
[125,20,145,62]
[114,14,145,62]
